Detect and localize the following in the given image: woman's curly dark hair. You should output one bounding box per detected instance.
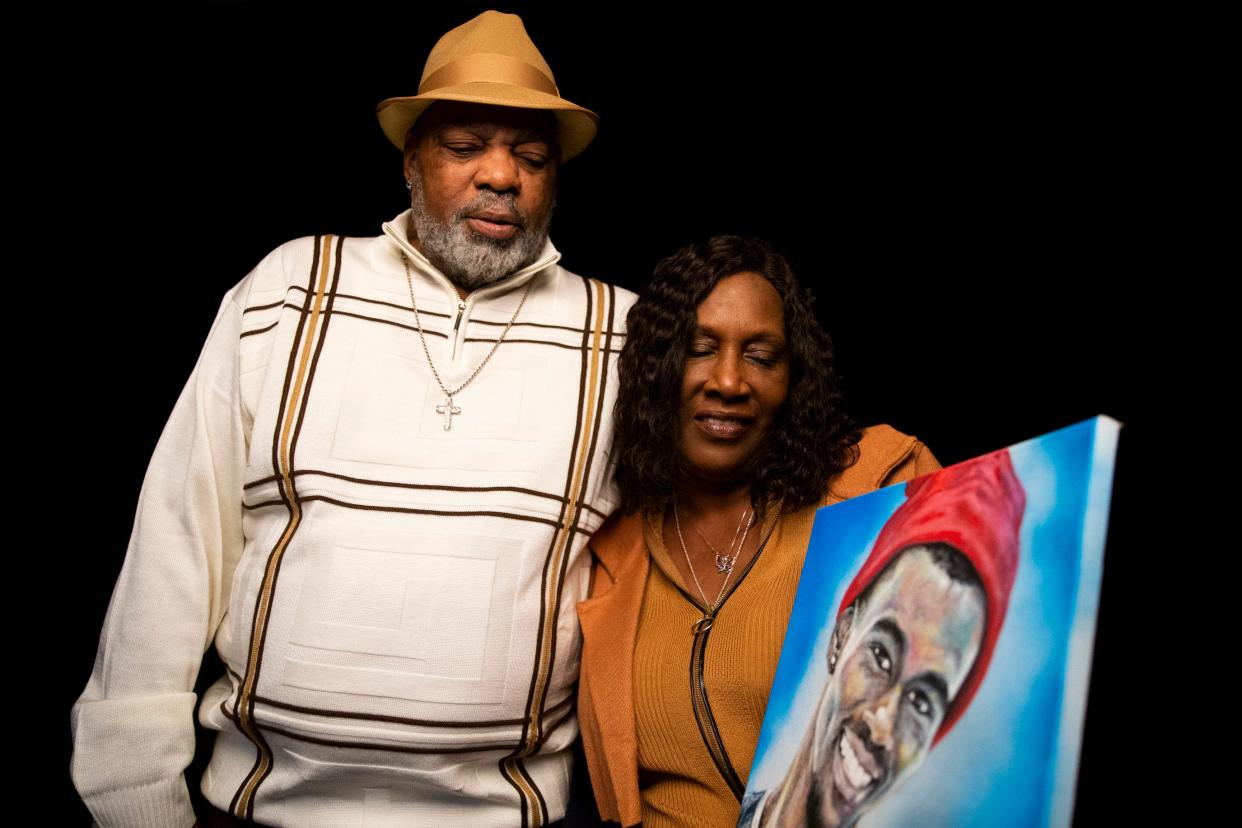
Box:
[613,235,860,515]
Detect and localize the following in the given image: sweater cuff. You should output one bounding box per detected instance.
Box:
[84,777,196,828]
[71,692,199,827]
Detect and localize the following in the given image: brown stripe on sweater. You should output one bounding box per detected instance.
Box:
[242,298,284,314]
[526,279,607,747]
[241,470,608,520]
[518,274,592,735]
[241,498,287,511]
[240,320,279,339]
[536,703,576,749]
[258,724,521,755]
[541,281,617,744]
[332,305,622,353]
[529,759,551,827]
[246,301,625,353]
[282,283,626,336]
[286,235,344,484]
[249,235,346,772]
[228,234,323,816]
[289,305,622,353]
[500,756,539,828]
[267,238,321,482]
[243,234,346,812]
[499,281,589,827]
[225,685,573,733]
[267,494,562,527]
[232,234,337,819]
[247,691,574,729]
[501,275,604,828]
[219,703,521,755]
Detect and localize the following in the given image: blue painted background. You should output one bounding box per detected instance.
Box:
[746,418,1115,827]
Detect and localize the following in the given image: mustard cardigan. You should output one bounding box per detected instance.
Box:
[575,425,941,826]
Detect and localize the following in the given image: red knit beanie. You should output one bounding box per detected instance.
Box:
[837,448,1025,742]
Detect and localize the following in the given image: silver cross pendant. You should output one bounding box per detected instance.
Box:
[436,395,461,431]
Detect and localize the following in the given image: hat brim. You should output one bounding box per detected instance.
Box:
[377,83,599,162]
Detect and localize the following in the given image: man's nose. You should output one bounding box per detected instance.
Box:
[861,686,902,749]
[474,147,520,193]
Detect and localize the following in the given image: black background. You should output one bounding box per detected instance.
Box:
[54,1,1166,823]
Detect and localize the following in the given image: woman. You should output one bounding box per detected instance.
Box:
[575,236,940,827]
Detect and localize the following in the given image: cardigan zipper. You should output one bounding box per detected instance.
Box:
[690,613,747,800]
[683,511,781,802]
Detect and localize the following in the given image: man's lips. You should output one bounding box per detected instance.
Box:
[465,212,522,240]
[832,725,883,807]
[693,410,755,439]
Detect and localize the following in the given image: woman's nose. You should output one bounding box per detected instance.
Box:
[706,352,747,399]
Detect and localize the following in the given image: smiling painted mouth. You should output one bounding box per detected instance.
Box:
[832,725,884,810]
[840,731,874,793]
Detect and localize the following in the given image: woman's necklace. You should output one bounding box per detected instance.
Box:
[690,505,754,575]
[673,499,755,609]
[402,254,534,430]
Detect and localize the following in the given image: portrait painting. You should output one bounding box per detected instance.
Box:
[741,416,1119,828]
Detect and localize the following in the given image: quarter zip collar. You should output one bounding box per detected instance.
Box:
[381,208,561,305]
[381,209,561,363]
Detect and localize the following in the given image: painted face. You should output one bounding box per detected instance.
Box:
[807,546,986,827]
[403,102,558,289]
[676,271,790,485]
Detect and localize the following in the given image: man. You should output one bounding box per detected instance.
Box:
[743,450,1025,828]
[71,11,634,827]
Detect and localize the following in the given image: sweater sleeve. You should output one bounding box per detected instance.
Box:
[882,440,942,485]
[70,287,249,827]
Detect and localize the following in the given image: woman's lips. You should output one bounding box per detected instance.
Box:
[694,412,753,439]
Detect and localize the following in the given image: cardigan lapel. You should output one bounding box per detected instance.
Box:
[576,513,647,826]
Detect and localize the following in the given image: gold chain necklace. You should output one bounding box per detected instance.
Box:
[674,499,756,609]
[690,505,754,574]
[402,254,534,430]
[678,500,784,635]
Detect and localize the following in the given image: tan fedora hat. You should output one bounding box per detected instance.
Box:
[376,11,598,162]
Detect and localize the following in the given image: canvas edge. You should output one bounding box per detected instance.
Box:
[1047,415,1121,827]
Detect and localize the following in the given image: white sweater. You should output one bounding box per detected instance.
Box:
[71,211,635,827]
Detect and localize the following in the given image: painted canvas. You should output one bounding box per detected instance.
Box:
[739,416,1119,828]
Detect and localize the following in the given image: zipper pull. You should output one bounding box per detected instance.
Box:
[692,614,714,635]
[451,300,467,334]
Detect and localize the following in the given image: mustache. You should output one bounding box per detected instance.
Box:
[455,191,526,228]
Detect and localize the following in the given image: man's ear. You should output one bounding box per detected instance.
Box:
[402,129,420,188]
[828,605,855,674]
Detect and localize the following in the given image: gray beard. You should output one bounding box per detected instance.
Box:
[409,175,553,291]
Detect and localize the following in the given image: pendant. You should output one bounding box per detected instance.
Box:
[436,395,461,431]
[715,554,734,574]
